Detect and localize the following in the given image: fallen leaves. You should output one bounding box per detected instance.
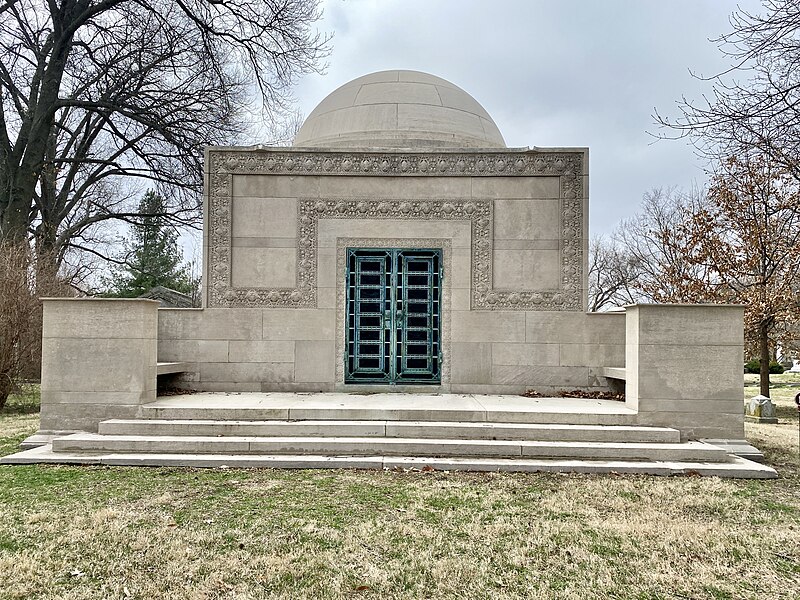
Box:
[523,389,625,400]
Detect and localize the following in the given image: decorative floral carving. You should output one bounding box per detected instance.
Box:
[207,149,584,311]
[209,149,582,178]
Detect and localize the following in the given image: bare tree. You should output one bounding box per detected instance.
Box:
[655,1,800,182]
[615,188,718,303]
[587,235,641,312]
[0,240,72,406]
[0,0,330,265]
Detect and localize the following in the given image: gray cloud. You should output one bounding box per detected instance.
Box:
[291,0,761,234]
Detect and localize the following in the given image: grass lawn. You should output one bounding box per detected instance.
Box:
[0,384,798,599]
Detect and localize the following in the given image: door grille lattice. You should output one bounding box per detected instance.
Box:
[345,248,442,384]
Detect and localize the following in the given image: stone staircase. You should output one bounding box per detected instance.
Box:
[2,393,777,478]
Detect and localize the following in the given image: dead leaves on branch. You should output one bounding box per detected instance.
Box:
[661,155,800,352]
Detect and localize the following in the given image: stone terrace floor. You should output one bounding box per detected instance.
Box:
[142,392,637,424]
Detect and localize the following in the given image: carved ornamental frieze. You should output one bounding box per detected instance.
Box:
[207,148,584,311]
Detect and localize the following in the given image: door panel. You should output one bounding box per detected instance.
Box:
[346,248,442,384]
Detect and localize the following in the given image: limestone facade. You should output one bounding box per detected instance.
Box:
[148,142,628,395]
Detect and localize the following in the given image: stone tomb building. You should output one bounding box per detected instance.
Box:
[6,70,774,477]
[195,69,599,394]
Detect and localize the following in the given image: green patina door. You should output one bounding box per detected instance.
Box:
[345,248,442,384]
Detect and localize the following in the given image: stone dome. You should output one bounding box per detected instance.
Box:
[293,70,506,149]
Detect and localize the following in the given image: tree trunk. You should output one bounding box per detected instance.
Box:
[759,321,770,398]
[0,373,11,409]
[0,192,32,243]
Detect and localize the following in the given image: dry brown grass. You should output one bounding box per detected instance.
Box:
[0,385,797,599]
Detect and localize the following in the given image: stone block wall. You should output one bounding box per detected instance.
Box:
[39,299,159,432]
[626,304,745,440]
[158,309,624,394]
[156,146,625,394]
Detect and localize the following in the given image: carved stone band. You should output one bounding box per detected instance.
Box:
[207,149,584,311]
[210,148,583,179]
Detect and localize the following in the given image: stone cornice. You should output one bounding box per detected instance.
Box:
[209,148,584,178]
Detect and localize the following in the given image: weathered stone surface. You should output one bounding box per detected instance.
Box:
[491,365,590,387]
[635,344,743,401]
[492,343,560,367]
[231,247,297,288]
[317,176,472,199]
[636,411,744,441]
[199,362,294,383]
[472,177,559,199]
[231,196,297,239]
[228,341,295,363]
[451,311,526,342]
[42,339,156,392]
[262,309,335,341]
[525,312,624,345]
[158,339,229,363]
[294,70,505,149]
[635,304,745,346]
[745,395,778,423]
[295,341,336,382]
[159,309,262,340]
[317,218,471,249]
[493,248,560,290]
[450,342,492,384]
[40,403,142,432]
[625,304,746,440]
[42,298,157,339]
[231,174,320,198]
[493,199,560,240]
[559,343,625,367]
[39,299,159,433]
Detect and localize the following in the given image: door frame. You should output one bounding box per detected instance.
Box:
[334,238,452,391]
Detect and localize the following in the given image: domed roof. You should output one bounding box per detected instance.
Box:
[293,70,506,149]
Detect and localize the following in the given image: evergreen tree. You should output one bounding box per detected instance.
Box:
[104,191,194,298]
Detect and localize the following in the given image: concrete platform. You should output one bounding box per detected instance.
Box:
[141,392,638,425]
[99,419,682,443]
[51,433,729,462]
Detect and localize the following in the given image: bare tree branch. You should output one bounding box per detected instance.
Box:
[0,0,330,272]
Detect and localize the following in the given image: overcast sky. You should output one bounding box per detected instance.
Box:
[286,0,764,236]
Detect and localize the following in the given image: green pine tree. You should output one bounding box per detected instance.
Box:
[104,191,194,298]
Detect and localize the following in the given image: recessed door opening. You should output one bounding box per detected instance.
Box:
[345,248,442,384]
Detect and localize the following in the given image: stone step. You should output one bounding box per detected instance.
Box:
[0,445,778,479]
[99,419,682,443]
[139,405,637,426]
[53,434,729,462]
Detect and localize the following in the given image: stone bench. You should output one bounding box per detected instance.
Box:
[157,362,191,375]
[599,367,626,381]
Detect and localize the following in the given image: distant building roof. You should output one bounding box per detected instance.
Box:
[139,286,193,308]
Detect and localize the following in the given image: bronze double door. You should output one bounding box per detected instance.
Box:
[344,248,442,384]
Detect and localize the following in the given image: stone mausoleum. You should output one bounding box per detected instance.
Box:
[3,70,775,477]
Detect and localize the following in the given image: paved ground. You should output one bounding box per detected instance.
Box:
[148,392,636,418]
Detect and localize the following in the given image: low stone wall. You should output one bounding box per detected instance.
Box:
[625,304,745,440]
[39,298,158,433]
[34,299,746,444]
[157,308,626,394]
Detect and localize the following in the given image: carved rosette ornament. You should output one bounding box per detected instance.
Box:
[207,149,584,311]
